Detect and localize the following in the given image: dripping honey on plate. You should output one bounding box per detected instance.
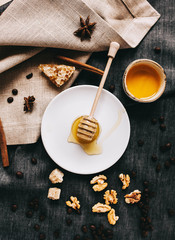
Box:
[68,116,102,155]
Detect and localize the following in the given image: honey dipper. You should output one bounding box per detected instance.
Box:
[76,42,120,143]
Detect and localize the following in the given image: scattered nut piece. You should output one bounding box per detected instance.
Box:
[92,203,111,213]
[90,175,107,184]
[93,182,108,192]
[66,196,80,210]
[49,168,64,184]
[90,175,108,192]
[103,190,118,205]
[119,173,130,189]
[107,209,119,225]
[47,188,61,200]
[124,190,141,204]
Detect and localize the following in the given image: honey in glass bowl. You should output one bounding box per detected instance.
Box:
[123,59,166,103]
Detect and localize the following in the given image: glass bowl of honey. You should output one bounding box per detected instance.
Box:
[123,59,166,103]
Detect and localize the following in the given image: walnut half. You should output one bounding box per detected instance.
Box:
[108,209,119,225]
[90,175,108,192]
[92,203,111,213]
[119,173,130,189]
[66,196,80,210]
[124,190,141,204]
[103,190,118,205]
[49,168,64,184]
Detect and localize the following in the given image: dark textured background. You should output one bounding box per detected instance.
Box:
[0,0,175,239]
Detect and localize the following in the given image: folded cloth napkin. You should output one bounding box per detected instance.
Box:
[0,0,160,145]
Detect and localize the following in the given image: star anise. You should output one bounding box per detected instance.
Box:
[24,96,35,112]
[74,16,96,41]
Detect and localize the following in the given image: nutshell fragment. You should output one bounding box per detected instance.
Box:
[90,175,108,192]
[66,196,80,210]
[124,190,141,204]
[92,203,111,213]
[107,209,119,225]
[103,190,118,205]
[49,168,64,184]
[119,173,130,189]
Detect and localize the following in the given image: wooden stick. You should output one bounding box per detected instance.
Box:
[90,42,120,117]
[0,118,9,167]
[56,55,104,76]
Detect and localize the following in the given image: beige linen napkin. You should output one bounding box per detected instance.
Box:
[0,0,160,145]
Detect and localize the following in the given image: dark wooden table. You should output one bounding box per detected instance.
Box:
[0,1,175,240]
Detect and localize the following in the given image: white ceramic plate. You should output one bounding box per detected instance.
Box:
[41,85,130,175]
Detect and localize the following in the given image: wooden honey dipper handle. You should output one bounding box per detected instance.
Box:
[89,42,120,117]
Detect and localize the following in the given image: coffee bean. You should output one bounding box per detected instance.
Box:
[164,160,171,169]
[97,228,102,236]
[138,201,144,208]
[91,230,96,236]
[143,181,149,187]
[165,143,172,150]
[101,234,106,240]
[168,208,175,217]
[83,237,91,240]
[39,233,46,240]
[39,214,46,221]
[105,229,113,237]
[90,224,96,231]
[156,163,161,172]
[53,230,59,238]
[93,235,99,240]
[159,116,164,123]
[144,188,149,194]
[66,218,72,226]
[151,154,158,162]
[146,217,151,223]
[31,157,37,164]
[144,198,150,204]
[74,234,80,240]
[160,124,166,131]
[34,224,40,231]
[151,118,157,124]
[141,208,148,216]
[149,225,154,231]
[138,139,144,146]
[26,210,33,218]
[140,217,146,222]
[109,84,115,93]
[7,97,13,103]
[170,157,175,164]
[141,230,148,237]
[29,201,34,208]
[130,170,137,178]
[67,207,73,214]
[154,47,161,54]
[81,225,88,233]
[34,203,39,211]
[11,204,18,212]
[26,73,33,79]
[12,89,18,96]
[16,171,23,179]
[143,205,149,211]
